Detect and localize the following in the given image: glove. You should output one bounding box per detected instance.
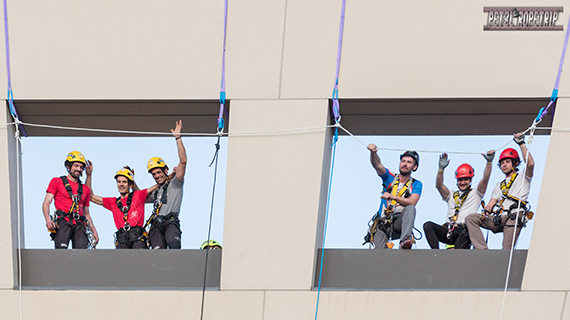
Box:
[482,151,495,163]
[514,134,525,145]
[438,153,449,171]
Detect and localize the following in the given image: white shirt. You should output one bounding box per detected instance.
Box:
[444,188,484,224]
[491,172,532,214]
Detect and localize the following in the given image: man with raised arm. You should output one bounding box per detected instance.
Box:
[146,120,187,249]
[423,151,494,249]
[42,151,99,249]
[86,164,160,249]
[465,133,534,249]
[364,145,423,249]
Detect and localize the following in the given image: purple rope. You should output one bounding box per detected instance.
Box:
[3,0,11,89]
[217,0,228,131]
[3,0,26,136]
[331,0,346,123]
[537,12,570,122]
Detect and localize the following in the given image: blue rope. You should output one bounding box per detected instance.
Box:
[314,127,338,320]
[200,135,222,320]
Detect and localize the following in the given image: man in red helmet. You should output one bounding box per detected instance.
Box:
[364,145,423,249]
[42,151,99,249]
[423,150,494,249]
[465,133,534,249]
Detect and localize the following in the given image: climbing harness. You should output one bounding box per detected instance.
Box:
[386,175,414,206]
[51,176,85,227]
[49,176,96,248]
[484,173,534,231]
[114,226,146,248]
[115,192,134,231]
[447,188,471,239]
[363,175,416,248]
[363,210,399,248]
[141,199,162,243]
[141,180,172,244]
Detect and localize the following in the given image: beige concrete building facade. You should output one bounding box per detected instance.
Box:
[0,1,569,319]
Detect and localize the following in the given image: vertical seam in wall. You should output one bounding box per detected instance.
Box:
[261,290,267,320]
[277,0,289,99]
[559,291,568,320]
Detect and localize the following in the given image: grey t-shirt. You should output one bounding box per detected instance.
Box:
[148,176,184,216]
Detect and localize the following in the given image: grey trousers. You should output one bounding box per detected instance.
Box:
[465,212,524,249]
[372,205,416,249]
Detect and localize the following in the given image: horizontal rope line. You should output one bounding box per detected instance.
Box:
[0,120,562,156]
[1,121,333,137]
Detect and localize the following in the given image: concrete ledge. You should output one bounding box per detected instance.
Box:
[19,249,221,289]
[314,249,527,290]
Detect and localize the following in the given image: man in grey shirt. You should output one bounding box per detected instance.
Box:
[146,120,187,249]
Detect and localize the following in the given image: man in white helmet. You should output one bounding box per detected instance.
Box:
[42,151,99,249]
[146,120,187,249]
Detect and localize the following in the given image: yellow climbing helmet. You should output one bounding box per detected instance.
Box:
[114,168,134,182]
[147,157,168,172]
[65,151,86,166]
[200,239,222,250]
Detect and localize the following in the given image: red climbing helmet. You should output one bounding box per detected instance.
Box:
[455,163,474,179]
[499,148,520,163]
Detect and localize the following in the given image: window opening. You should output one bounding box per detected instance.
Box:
[325,134,549,250]
[22,136,227,249]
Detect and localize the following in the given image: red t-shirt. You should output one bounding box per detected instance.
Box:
[102,189,148,229]
[46,177,91,224]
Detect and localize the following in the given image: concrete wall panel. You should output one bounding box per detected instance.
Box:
[226,0,287,99]
[0,1,566,100]
[0,290,264,320]
[344,1,568,99]
[279,0,342,99]
[8,0,223,99]
[264,291,565,320]
[522,97,570,291]
[0,106,20,289]
[221,99,330,290]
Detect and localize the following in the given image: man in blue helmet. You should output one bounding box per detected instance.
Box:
[364,145,423,249]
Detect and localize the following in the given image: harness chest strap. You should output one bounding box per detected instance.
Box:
[143,179,171,231]
[450,188,471,222]
[153,180,170,208]
[116,192,134,228]
[59,176,84,223]
[498,173,527,208]
[387,175,413,207]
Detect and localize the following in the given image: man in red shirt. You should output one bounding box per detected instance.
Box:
[86,164,159,249]
[42,151,99,249]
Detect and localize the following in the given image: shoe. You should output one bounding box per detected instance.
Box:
[400,236,413,249]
